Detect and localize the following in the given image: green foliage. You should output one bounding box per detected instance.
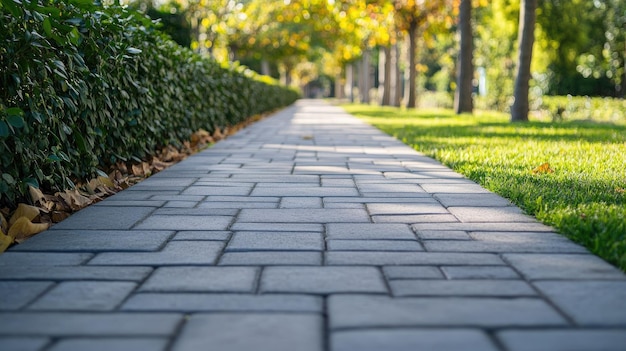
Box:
[344,103,626,271]
[0,0,299,206]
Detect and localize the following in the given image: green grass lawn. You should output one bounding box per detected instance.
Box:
[342,104,626,271]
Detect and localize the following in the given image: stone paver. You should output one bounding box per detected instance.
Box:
[138,267,258,292]
[332,329,499,351]
[28,282,136,311]
[172,314,323,351]
[1,100,624,350]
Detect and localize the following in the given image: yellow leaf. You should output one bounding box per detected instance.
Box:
[29,186,45,204]
[0,213,7,235]
[9,204,40,226]
[131,163,144,176]
[0,232,12,253]
[8,217,49,241]
[532,162,554,174]
[98,175,115,188]
[59,189,92,211]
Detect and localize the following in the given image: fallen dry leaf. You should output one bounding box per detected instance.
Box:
[9,203,40,226]
[0,232,12,253]
[59,189,92,211]
[532,162,554,174]
[29,186,45,204]
[0,212,7,235]
[9,217,49,242]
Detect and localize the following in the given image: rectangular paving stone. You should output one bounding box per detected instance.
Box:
[324,202,366,209]
[322,178,355,187]
[390,280,536,297]
[134,215,233,230]
[383,266,444,279]
[448,206,536,223]
[424,240,587,253]
[413,222,555,232]
[28,282,136,311]
[415,230,471,240]
[332,329,499,351]
[0,281,54,310]
[198,202,277,209]
[237,209,370,223]
[327,240,422,251]
[89,241,224,266]
[356,184,425,193]
[204,196,280,203]
[367,203,449,215]
[162,201,198,208]
[325,196,432,203]
[172,231,231,241]
[0,252,93,266]
[182,186,252,196]
[534,281,626,326]
[49,206,155,230]
[434,193,513,207]
[139,266,258,292]
[172,313,323,351]
[280,197,323,208]
[503,254,625,280]
[0,266,152,281]
[328,295,567,329]
[11,230,174,252]
[230,223,324,232]
[326,223,416,240]
[497,329,626,351]
[152,208,238,216]
[122,293,323,312]
[151,195,205,202]
[219,252,322,266]
[48,338,168,351]
[93,200,166,207]
[260,267,387,294]
[252,187,359,197]
[226,232,324,251]
[132,177,197,187]
[0,313,181,336]
[326,251,504,266]
[420,183,491,194]
[442,266,521,279]
[0,337,49,351]
[372,214,460,223]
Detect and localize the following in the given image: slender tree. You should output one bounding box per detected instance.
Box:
[454,0,473,114]
[511,0,537,122]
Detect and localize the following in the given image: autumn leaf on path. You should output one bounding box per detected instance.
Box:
[532,162,554,174]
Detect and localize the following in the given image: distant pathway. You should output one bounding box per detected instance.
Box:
[1,99,625,351]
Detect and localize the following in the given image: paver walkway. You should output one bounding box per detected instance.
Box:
[1,99,625,351]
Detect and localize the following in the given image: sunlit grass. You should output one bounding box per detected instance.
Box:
[343,104,626,271]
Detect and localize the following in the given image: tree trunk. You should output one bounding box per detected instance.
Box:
[359,50,371,103]
[391,43,402,107]
[379,46,391,105]
[335,72,345,99]
[345,64,354,102]
[454,0,474,114]
[511,0,537,122]
[407,21,418,108]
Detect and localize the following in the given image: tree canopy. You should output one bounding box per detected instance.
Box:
[137,0,625,104]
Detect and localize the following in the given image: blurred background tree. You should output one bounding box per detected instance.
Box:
[125,0,625,110]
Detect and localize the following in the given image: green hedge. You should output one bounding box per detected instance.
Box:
[0,0,299,205]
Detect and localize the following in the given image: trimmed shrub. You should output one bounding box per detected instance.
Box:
[0,0,299,205]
